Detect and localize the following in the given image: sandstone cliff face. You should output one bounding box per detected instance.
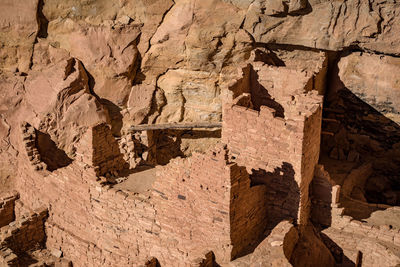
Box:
[244,0,400,55]
[1,0,398,148]
[0,0,399,266]
[338,52,400,124]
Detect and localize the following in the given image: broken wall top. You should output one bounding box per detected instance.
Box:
[222,61,323,122]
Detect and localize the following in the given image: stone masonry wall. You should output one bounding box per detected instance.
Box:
[16,146,270,266]
[322,203,400,266]
[152,147,232,264]
[250,163,300,233]
[312,165,400,266]
[17,162,160,266]
[0,207,48,255]
[0,192,18,228]
[75,123,128,176]
[20,122,47,171]
[0,246,18,266]
[299,101,323,225]
[221,62,323,227]
[222,104,302,173]
[152,145,269,263]
[222,91,322,225]
[229,163,269,259]
[18,146,260,266]
[14,92,322,266]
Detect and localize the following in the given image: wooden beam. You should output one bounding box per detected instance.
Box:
[128,122,222,132]
[321,131,335,136]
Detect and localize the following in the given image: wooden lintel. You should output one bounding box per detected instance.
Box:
[128,122,222,132]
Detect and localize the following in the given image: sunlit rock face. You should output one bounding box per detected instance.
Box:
[0,0,399,266]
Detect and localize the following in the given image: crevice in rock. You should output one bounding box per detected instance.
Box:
[144,0,176,56]
[29,0,49,70]
[126,33,143,85]
[256,42,329,53]
[142,67,179,125]
[36,0,49,39]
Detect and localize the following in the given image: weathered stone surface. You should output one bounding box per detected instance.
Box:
[249,221,298,266]
[244,0,400,55]
[25,56,109,156]
[46,20,141,104]
[338,52,400,124]
[153,69,221,123]
[0,74,25,192]
[40,0,174,54]
[0,0,38,72]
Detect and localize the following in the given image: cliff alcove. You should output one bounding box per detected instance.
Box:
[0,0,400,266]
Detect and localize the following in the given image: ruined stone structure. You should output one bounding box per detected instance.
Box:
[1,0,400,266]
